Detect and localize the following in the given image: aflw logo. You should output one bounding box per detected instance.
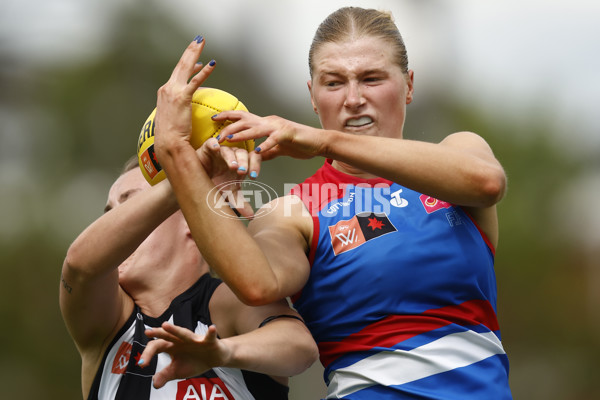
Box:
[177,377,235,400]
[335,228,358,246]
[329,212,397,255]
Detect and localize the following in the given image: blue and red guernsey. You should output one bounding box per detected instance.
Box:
[289,160,512,399]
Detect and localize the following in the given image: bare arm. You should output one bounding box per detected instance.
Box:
[212,283,318,378]
[60,179,178,353]
[153,39,312,305]
[217,113,506,209]
[139,284,318,388]
[215,113,506,246]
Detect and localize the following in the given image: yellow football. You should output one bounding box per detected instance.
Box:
[137,87,254,185]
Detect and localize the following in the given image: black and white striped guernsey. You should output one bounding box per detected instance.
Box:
[87,273,289,400]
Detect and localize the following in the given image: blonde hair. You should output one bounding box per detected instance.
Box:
[121,155,140,175]
[308,7,409,77]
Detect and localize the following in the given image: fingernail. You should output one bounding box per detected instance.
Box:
[216,134,220,140]
[250,171,258,178]
[227,134,234,139]
[231,160,238,165]
[212,114,219,120]
[255,146,261,153]
[195,35,204,44]
[138,359,145,366]
[238,166,247,172]
[209,59,216,66]
[196,62,203,67]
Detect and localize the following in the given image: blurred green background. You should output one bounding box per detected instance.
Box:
[1,0,598,399]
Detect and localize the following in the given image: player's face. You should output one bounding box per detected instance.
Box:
[106,169,186,280]
[308,36,414,139]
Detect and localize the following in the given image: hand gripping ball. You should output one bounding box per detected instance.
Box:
[137,87,254,185]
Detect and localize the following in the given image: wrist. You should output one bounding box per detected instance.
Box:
[218,337,237,368]
[320,129,342,159]
[155,135,196,173]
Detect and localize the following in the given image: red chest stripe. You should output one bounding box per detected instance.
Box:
[318,299,499,367]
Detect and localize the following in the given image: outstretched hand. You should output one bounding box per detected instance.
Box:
[153,36,214,151]
[213,111,327,161]
[195,139,257,219]
[139,322,233,389]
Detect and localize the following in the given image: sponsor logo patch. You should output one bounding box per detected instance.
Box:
[111,341,132,374]
[176,377,236,400]
[419,194,452,214]
[140,144,161,179]
[329,212,397,256]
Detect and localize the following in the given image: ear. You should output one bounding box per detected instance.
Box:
[307,80,318,114]
[405,70,415,105]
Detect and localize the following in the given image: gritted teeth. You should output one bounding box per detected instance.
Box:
[346,116,373,127]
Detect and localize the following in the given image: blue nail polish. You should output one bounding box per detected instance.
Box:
[238,166,247,172]
[255,146,261,153]
[209,59,216,66]
[216,134,220,140]
[138,359,145,366]
[250,171,258,178]
[196,35,204,44]
[212,114,219,120]
[227,134,234,139]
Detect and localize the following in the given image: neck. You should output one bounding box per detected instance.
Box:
[125,251,207,318]
[331,160,378,179]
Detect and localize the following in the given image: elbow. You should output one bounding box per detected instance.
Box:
[235,283,281,307]
[476,165,507,207]
[287,331,319,376]
[61,252,87,283]
[62,244,96,283]
[290,347,319,377]
[304,340,320,371]
[63,247,83,278]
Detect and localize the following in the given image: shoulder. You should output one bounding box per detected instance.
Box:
[250,195,313,246]
[440,131,496,155]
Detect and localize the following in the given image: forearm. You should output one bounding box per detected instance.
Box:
[63,180,178,279]
[157,141,282,305]
[222,319,318,377]
[322,130,506,207]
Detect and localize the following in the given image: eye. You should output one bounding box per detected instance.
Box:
[325,80,342,88]
[364,76,382,84]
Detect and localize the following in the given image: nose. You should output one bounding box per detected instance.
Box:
[344,82,365,109]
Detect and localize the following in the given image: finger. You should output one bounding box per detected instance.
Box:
[204,325,219,343]
[152,363,177,389]
[192,62,203,75]
[248,149,262,180]
[255,145,280,162]
[216,114,254,142]
[252,130,285,156]
[200,137,221,154]
[188,59,217,92]
[218,146,240,170]
[231,148,249,176]
[212,110,246,125]
[138,338,170,368]
[169,36,206,85]
[161,321,199,342]
[145,327,180,343]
